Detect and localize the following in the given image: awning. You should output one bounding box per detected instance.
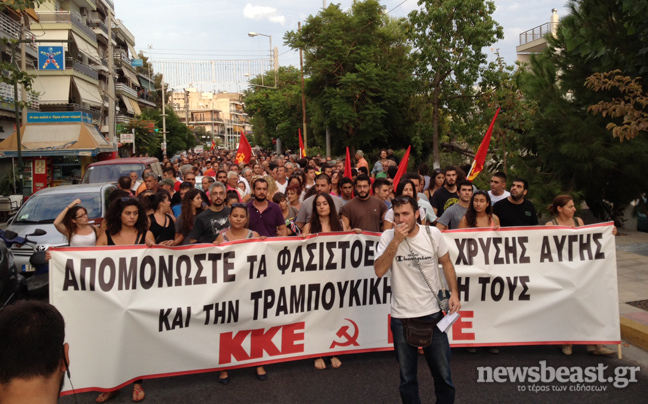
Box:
[36,30,69,50]
[131,100,142,116]
[127,43,138,59]
[32,76,71,105]
[0,123,116,157]
[72,77,103,107]
[71,32,101,64]
[138,76,154,91]
[121,96,135,114]
[25,9,39,22]
[121,67,140,85]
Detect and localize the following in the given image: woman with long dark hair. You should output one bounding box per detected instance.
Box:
[53,198,97,246]
[95,197,154,402]
[458,190,500,229]
[302,193,343,369]
[546,194,616,357]
[147,190,180,246]
[175,188,205,245]
[424,168,445,200]
[383,180,432,230]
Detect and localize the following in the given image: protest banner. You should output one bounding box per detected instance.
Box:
[50,223,619,393]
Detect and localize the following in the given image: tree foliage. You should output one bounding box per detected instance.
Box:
[516,0,648,224]
[408,0,503,167]
[244,66,303,150]
[586,71,648,142]
[284,0,414,154]
[139,107,195,158]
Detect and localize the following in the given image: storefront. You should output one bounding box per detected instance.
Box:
[0,112,116,197]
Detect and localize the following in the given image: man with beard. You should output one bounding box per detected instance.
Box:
[374,196,460,404]
[247,178,286,237]
[0,301,70,404]
[493,178,538,227]
[430,165,459,216]
[295,174,345,228]
[187,182,231,243]
[341,174,387,232]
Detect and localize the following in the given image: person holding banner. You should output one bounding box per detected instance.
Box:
[213,204,267,383]
[374,195,460,404]
[546,194,616,357]
[95,197,153,402]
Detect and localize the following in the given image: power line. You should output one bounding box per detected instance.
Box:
[387,0,411,14]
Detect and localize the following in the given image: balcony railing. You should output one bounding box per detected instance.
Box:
[519,22,557,46]
[37,11,97,42]
[114,49,131,65]
[40,103,100,120]
[71,60,99,80]
[0,12,38,51]
[115,83,138,98]
[0,82,40,110]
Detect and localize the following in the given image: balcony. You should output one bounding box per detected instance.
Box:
[36,11,97,42]
[113,19,135,46]
[39,103,100,121]
[114,49,131,66]
[0,82,40,111]
[116,114,131,124]
[71,60,99,80]
[518,22,557,47]
[0,12,38,51]
[99,0,114,10]
[115,83,138,98]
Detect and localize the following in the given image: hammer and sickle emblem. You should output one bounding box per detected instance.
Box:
[329,318,360,349]
[236,153,245,163]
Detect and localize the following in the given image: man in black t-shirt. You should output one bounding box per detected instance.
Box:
[493,178,538,227]
[430,166,458,217]
[187,182,231,243]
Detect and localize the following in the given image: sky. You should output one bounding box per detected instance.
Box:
[114,0,570,90]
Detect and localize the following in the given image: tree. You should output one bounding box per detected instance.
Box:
[407,0,503,168]
[135,51,168,109]
[516,0,648,224]
[139,107,195,157]
[586,70,648,142]
[243,66,304,150]
[284,0,414,154]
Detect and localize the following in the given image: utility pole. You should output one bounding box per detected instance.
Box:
[20,17,27,124]
[298,22,307,151]
[107,8,116,146]
[161,74,167,158]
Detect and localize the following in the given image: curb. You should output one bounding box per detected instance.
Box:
[620,317,648,351]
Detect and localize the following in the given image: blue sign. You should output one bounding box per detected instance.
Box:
[38,46,65,70]
[131,59,144,67]
[27,112,93,124]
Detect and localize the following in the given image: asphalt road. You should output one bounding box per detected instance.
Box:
[60,344,647,403]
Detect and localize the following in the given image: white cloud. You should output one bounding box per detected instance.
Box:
[243,4,286,25]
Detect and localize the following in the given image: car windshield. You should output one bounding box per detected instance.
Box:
[15,192,103,224]
[82,164,145,183]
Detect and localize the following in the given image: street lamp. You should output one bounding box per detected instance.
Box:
[247,32,277,88]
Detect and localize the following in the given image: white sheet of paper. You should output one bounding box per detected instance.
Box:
[437,312,460,333]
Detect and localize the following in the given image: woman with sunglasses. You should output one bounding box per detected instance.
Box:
[213,203,266,384]
[302,193,344,370]
[53,198,97,246]
[95,197,154,402]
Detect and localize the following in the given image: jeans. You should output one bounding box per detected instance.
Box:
[390,312,455,404]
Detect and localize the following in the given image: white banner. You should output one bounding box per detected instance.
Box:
[50,223,619,393]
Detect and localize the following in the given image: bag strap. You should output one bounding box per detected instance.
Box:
[424,226,448,296]
[404,226,445,310]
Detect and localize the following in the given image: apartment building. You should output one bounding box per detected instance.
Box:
[516,9,560,66]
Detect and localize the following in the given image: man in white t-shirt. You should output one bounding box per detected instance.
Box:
[374,196,460,404]
[488,171,510,204]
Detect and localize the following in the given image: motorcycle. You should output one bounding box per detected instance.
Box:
[0,228,48,301]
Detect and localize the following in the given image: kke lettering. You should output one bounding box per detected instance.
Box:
[219,322,305,364]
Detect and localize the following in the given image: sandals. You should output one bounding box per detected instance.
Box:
[133,383,145,402]
[95,390,119,403]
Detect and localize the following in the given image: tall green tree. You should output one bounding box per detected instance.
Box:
[243,66,304,150]
[408,0,503,168]
[284,0,414,154]
[139,107,195,157]
[516,0,648,223]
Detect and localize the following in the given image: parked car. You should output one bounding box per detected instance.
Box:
[6,183,116,292]
[81,157,163,184]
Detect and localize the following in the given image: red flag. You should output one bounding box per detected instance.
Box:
[210,139,215,151]
[392,146,411,188]
[236,131,252,164]
[468,108,500,181]
[298,129,307,158]
[344,147,352,179]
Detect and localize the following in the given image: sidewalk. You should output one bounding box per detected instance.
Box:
[615,230,648,351]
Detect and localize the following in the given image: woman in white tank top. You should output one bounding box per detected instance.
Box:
[53,198,97,246]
